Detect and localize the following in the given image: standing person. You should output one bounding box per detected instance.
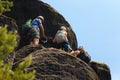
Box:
[53,26,72,52]
[29,16,47,45]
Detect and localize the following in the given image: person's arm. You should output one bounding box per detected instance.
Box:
[52,37,56,43]
[63,31,68,42]
[39,23,46,38]
[62,31,67,36]
[70,50,80,56]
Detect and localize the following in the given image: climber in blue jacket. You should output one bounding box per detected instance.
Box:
[29,16,47,45]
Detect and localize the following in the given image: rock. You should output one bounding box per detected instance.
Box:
[90,61,111,80]
[4,0,77,50]
[0,15,19,49]
[0,14,18,32]
[12,45,99,80]
[2,0,111,80]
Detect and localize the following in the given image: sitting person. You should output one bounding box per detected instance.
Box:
[53,26,72,52]
[70,46,91,64]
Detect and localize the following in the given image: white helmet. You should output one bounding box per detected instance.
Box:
[60,26,67,31]
[37,16,44,21]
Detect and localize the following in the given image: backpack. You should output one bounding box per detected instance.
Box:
[55,30,68,43]
[22,19,32,29]
[20,19,32,38]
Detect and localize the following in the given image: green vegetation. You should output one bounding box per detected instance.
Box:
[0,0,35,79]
[0,27,35,80]
[0,0,13,14]
[0,27,17,59]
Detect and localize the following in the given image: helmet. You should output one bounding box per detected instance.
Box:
[60,26,67,31]
[37,16,44,22]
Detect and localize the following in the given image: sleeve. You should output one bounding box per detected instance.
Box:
[38,19,42,25]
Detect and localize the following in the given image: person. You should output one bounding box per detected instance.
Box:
[53,26,72,52]
[29,16,47,45]
[73,46,91,64]
[77,46,91,64]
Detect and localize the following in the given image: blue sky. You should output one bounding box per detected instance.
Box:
[43,0,120,80]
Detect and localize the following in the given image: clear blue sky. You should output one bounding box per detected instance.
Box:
[43,0,120,80]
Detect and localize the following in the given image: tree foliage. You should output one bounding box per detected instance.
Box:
[0,27,35,80]
[0,26,16,59]
[0,0,13,14]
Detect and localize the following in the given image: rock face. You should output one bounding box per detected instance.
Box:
[2,0,111,80]
[7,45,111,80]
[90,61,111,80]
[12,45,99,80]
[4,0,77,50]
[0,15,18,32]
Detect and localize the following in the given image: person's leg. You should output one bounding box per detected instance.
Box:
[29,27,40,45]
[34,38,39,45]
[30,37,39,45]
[63,42,72,52]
